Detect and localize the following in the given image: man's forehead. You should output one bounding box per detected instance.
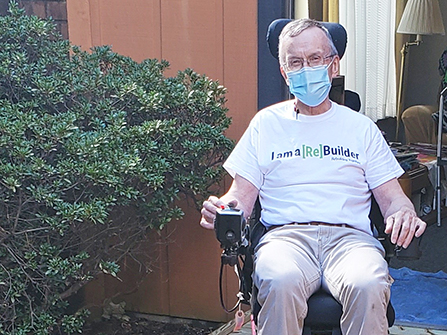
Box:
[283,28,329,55]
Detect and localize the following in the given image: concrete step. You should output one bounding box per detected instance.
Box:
[211,311,447,335]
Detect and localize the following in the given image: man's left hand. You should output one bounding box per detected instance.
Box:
[384,208,426,248]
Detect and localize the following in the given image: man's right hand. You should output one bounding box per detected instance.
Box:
[200,196,238,230]
[200,174,257,230]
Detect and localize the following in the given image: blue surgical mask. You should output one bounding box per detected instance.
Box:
[286,61,333,107]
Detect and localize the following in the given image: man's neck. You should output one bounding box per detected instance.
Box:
[294,99,332,116]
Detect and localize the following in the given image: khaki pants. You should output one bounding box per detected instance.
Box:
[253,224,392,335]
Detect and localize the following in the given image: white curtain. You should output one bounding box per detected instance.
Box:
[339,0,397,121]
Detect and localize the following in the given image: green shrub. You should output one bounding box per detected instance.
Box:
[0,2,233,334]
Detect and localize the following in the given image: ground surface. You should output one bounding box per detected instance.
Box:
[82,314,218,335]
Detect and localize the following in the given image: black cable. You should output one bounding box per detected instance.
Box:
[219,255,242,313]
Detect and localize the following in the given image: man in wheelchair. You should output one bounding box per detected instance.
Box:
[200,18,426,335]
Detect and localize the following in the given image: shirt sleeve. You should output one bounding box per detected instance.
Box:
[223,116,263,189]
[365,122,404,190]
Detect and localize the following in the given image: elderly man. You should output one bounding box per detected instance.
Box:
[200,18,426,335]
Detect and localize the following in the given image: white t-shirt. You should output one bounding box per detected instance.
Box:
[223,100,404,234]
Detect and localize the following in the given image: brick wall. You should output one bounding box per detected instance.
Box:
[17,0,68,40]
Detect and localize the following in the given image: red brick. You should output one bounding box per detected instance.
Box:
[20,1,46,18]
[46,1,67,21]
[56,21,69,40]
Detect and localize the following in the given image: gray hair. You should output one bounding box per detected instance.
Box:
[278,18,338,69]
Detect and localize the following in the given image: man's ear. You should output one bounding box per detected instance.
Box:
[330,56,340,78]
[280,66,289,85]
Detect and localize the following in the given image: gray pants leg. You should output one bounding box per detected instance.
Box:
[253,225,391,335]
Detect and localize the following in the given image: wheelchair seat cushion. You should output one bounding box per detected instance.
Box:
[304,289,395,328]
[305,289,343,327]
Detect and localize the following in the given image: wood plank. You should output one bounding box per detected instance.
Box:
[160,0,224,80]
[66,0,93,50]
[222,0,258,140]
[96,0,161,62]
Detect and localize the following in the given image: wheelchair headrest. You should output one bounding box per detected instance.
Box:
[266,19,348,61]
